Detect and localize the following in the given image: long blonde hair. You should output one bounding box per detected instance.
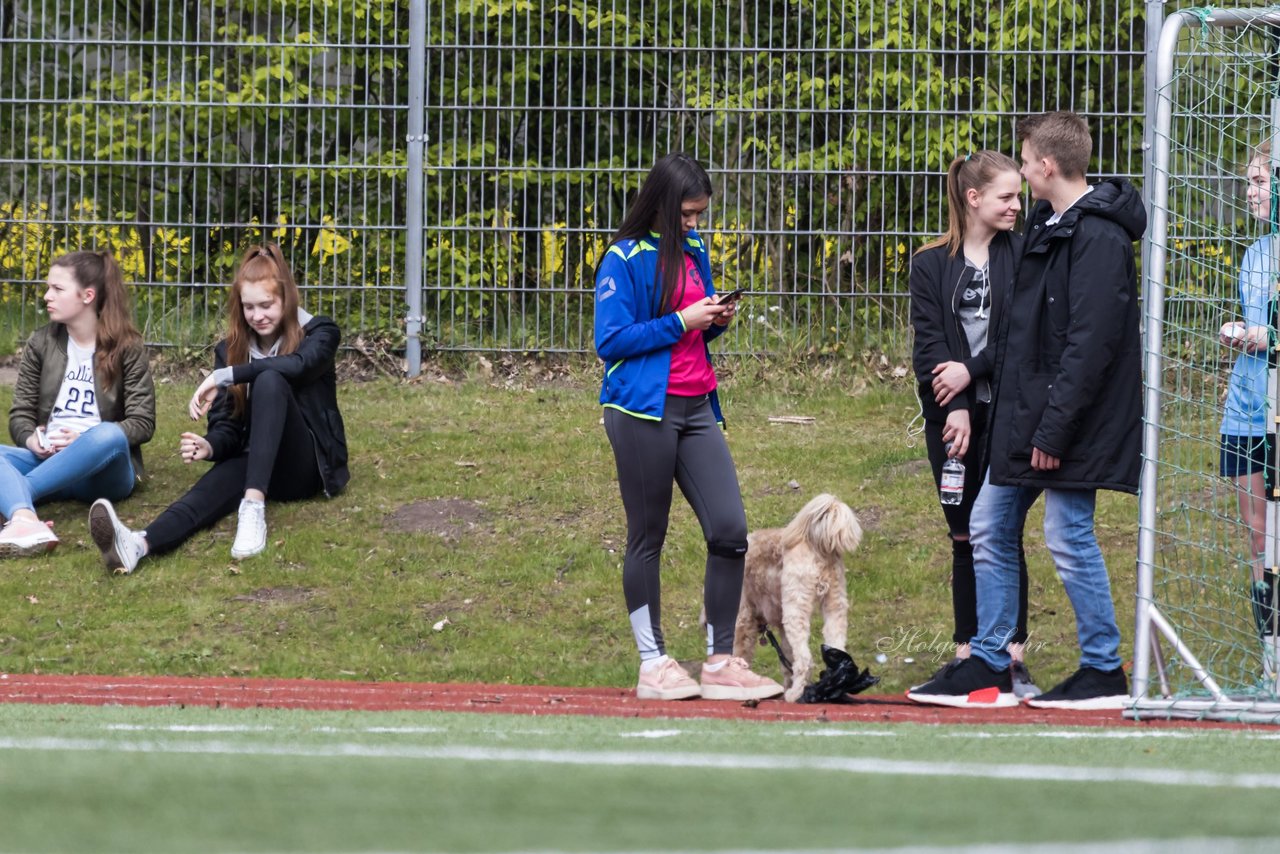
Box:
[49,250,142,388]
[917,151,1021,257]
[224,243,303,416]
[1250,140,1272,169]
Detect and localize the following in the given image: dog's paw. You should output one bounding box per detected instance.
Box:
[783,683,806,703]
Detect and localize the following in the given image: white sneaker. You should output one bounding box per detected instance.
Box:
[1263,637,1280,694]
[88,499,144,574]
[0,517,58,557]
[231,499,267,559]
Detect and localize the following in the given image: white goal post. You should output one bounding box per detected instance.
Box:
[1135,5,1280,723]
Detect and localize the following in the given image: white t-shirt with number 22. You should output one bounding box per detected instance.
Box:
[47,339,101,439]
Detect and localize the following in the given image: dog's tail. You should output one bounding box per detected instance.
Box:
[781,493,862,556]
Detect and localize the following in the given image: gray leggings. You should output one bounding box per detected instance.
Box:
[604,394,748,658]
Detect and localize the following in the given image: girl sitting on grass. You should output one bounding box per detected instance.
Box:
[0,250,155,557]
[88,243,349,572]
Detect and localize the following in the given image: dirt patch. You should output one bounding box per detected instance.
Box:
[230,587,315,604]
[852,505,884,532]
[886,458,931,479]
[386,499,487,537]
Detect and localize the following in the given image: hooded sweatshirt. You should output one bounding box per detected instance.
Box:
[986,178,1148,492]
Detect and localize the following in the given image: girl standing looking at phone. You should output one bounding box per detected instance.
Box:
[594,151,781,701]
[0,251,155,557]
[907,151,1037,699]
[89,243,349,572]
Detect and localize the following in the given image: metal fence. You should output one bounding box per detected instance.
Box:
[0,1,1154,365]
[0,2,409,352]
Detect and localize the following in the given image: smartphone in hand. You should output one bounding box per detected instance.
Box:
[715,287,748,304]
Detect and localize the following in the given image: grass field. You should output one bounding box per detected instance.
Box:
[0,356,1144,694]
[0,353,1141,696]
[0,702,1276,853]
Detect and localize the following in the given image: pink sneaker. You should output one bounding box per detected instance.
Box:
[636,658,701,701]
[700,657,784,701]
[0,518,58,558]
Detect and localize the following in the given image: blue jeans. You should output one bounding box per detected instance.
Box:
[0,422,137,519]
[968,473,1123,672]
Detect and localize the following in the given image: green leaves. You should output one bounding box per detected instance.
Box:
[0,0,1146,351]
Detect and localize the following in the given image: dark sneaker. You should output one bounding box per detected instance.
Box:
[1024,666,1129,710]
[1009,660,1041,699]
[906,657,1018,708]
[909,656,964,693]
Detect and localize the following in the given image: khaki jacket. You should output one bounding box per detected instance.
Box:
[8,324,156,478]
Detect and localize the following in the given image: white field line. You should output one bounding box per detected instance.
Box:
[944,729,1280,740]
[575,842,1280,854]
[105,723,279,733]
[789,729,899,738]
[2,736,1279,790]
[100,723,1280,741]
[102,723,488,736]
[100,722,1280,744]
[836,842,1280,854]
[792,728,1280,740]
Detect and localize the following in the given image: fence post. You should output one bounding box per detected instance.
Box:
[404,0,427,377]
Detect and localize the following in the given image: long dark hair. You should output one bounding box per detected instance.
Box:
[49,250,142,388]
[917,150,1021,257]
[607,152,713,314]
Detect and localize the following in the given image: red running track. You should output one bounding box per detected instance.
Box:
[0,673,1248,729]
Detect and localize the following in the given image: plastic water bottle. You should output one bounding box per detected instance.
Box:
[940,444,964,506]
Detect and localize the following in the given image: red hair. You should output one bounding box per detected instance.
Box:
[224,243,303,416]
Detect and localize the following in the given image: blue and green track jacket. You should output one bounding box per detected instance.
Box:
[593,229,727,423]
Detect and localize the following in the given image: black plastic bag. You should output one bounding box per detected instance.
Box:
[798,644,880,704]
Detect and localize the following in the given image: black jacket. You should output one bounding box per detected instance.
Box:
[909,230,1021,423]
[205,315,350,497]
[987,178,1147,492]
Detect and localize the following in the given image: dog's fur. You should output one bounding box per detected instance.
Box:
[733,494,863,702]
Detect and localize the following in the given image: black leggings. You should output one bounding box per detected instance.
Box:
[604,395,748,658]
[145,370,323,554]
[923,408,1029,646]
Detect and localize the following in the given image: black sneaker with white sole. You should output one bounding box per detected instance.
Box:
[1024,666,1129,710]
[908,656,964,693]
[905,657,1018,708]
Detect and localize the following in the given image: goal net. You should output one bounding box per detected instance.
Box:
[1137,6,1280,723]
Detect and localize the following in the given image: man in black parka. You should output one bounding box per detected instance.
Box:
[907,111,1146,710]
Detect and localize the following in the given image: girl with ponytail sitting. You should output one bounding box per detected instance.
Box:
[0,251,155,556]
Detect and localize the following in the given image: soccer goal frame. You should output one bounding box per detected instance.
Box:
[1135,5,1280,724]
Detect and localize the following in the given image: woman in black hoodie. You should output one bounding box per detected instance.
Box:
[908,151,1036,695]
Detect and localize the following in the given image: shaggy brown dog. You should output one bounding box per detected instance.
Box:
[733,494,863,702]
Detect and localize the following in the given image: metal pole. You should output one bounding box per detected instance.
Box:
[404,0,427,378]
[1140,1,1165,277]
[1134,7,1186,700]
